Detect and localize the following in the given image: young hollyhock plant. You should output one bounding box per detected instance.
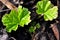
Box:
[2,6,31,32]
[36,0,58,21]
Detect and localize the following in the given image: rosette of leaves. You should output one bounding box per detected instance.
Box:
[2,6,31,32]
[36,0,58,21]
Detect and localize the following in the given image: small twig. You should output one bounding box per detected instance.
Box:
[50,23,59,40]
[57,0,59,6]
[0,9,10,12]
[0,0,17,10]
[0,2,5,10]
[9,37,16,40]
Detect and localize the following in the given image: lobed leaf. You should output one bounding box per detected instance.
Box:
[36,0,51,14]
[44,6,58,21]
[2,6,31,32]
[36,0,58,21]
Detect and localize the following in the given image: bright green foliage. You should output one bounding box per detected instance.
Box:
[18,6,31,27]
[2,6,31,32]
[36,0,58,21]
[2,10,19,32]
[29,23,40,33]
[44,6,58,21]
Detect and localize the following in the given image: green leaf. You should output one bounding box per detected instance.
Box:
[2,6,31,32]
[36,0,51,14]
[36,0,58,21]
[18,6,23,19]
[29,26,36,33]
[18,7,31,27]
[29,23,40,33]
[6,24,18,32]
[44,6,58,21]
[35,23,40,28]
[2,10,19,32]
[36,1,43,14]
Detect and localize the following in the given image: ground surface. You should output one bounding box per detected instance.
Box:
[0,0,60,40]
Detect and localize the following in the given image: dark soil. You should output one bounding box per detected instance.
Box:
[0,0,60,40]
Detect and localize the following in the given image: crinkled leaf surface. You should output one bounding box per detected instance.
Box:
[2,10,19,32]
[36,0,51,14]
[18,6,31,26]
[2,6,31,32]
[44,6,58,21]
[36,0,58,21]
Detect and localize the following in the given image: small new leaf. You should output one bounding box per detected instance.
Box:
[29,26,36,33]
[36,0,58,21]
[29,23,40,33]
[2,6,31,32]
